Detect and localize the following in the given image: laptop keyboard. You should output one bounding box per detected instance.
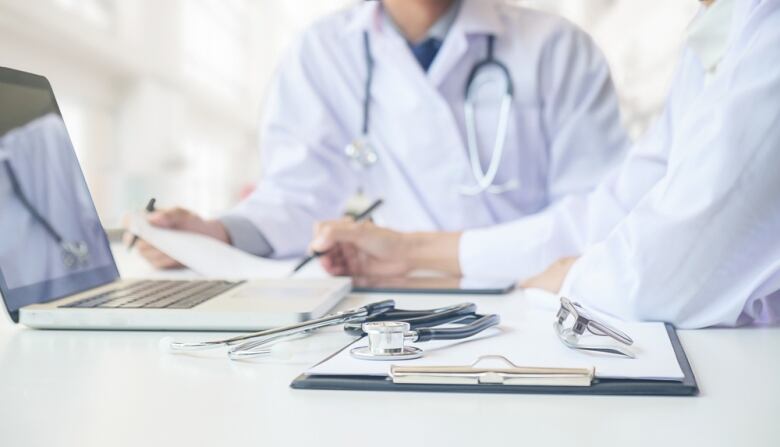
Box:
[61,280,243,309]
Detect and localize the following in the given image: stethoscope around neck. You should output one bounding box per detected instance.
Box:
[1,151,90,270]
[345,31,518,196]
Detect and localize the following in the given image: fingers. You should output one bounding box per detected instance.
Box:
[311,219,388,257]
[312,219,413,277]
[136,240,183,269]
[318,243,350,276]
[342,243,363,276]
[311,219,364,254]
[337,243,410,278]
[147,207,194,229]
[121,230,135,246]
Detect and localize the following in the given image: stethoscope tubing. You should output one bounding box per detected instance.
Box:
[167,300,396,352]
[3,159,65,243]
[357,32,516,195]
[342,302,477,335]
[414,313,500,342]
[164,300,497,359]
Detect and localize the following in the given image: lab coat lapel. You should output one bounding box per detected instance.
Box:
[345,1,503,230]
[428,0,504,87]
[427,26,468,88]
[365,33,490,229]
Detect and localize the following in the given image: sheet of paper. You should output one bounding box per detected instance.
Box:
[306,305,684,380]
[126,213,325,279]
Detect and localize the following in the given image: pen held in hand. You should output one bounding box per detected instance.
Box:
[127,198,156,252]
[291,198,383,274]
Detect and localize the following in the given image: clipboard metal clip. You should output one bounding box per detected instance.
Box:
[390,355,595,387]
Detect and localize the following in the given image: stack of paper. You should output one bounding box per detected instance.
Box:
[125,214,326,279]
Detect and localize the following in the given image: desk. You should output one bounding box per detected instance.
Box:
[1,246,778,447]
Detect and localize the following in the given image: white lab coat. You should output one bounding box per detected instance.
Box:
[226,0,628,257]
[461,0,780,328]
[0,114,112,298]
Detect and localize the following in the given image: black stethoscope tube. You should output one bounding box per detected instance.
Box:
[343,302,478,336]
[362,31,374,135]
[464,35,513,97]
[3,159,64,243]
[415,313,500,342]
[359,32,513,138]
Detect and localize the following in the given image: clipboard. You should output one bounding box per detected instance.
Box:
[290,324,698,396]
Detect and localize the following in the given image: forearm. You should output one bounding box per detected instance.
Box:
[404,231,462,275]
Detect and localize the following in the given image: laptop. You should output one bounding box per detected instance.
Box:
[0,66,351,330]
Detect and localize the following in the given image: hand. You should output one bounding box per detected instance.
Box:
[122,207,230,269]
[310,219,413,277]
[521,256,579,293]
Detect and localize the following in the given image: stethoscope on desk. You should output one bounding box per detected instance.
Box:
[345,32,517,196]
[161,299,500,361]
[0,151,90,269]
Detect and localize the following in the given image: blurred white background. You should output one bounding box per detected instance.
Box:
[0,0,699,227]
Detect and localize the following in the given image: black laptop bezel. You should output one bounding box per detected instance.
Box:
[0,66,120,323]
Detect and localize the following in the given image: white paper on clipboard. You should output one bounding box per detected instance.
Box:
[306,303,684,381]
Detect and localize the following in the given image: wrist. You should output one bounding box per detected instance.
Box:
[204,219,231,244]
[403,231,462,275]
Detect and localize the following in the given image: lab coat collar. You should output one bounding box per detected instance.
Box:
[343,1,381,36]
[343,0,504,38]
[454,0,505,37]
[686,0,737,73]
[383,0,462,42]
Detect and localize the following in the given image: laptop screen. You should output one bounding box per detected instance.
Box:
[0,67,118,322]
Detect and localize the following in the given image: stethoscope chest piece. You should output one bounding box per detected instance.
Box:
[349,321,423,361]
[345,136,378,170]
[61,240,90,270]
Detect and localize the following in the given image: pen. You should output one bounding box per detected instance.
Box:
[127,198,156,252]
[291,198,383,274]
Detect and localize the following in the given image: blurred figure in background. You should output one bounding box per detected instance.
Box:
[1,110,112,290]
[127,0,628,267]
[312,0,780,328]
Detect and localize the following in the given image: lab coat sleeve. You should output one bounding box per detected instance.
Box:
[219,215,274,257]
[560,27,780,328]
[458,52,683,280]
[223,30,357,258]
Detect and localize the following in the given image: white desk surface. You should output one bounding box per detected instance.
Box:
[1,246,778,447]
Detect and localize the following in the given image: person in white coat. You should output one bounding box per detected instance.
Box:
[311,0,780,328]
[0,113,113,299]
[130,0,628,267]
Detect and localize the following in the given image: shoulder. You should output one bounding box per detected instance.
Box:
[293,5,362,55]
[496,3,601,58]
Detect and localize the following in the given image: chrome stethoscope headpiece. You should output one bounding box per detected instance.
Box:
[350,321,424,361]
[349,312,501,361]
